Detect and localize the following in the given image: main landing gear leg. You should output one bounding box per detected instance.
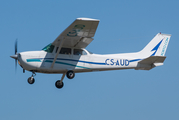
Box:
[55,73,66,89]
[27,71,36,84]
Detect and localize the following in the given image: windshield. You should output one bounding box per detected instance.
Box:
[88,50,93,54]
[42,43,54,53]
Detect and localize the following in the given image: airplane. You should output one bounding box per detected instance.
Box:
[10,18,171,89]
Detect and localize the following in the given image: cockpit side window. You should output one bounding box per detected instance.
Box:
[42,44,54,53]
[74,49,82,55]
[74,49,87,55]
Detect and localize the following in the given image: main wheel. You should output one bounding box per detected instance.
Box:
[28,77,35,84]
[55,80,64,89]
[66,70,75,79]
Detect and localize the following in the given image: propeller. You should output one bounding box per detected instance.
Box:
[15,39,18,69]
[10,39,18,71]
[11,39,25,73]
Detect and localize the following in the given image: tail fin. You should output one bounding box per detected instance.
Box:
[136,33,171,70]
[139,33,171,58]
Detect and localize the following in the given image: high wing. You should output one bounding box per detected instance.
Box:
[52,18,100,49]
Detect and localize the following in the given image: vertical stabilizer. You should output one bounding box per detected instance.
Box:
[139,33,171,58]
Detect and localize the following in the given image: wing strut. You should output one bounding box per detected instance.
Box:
[51,37,65,68]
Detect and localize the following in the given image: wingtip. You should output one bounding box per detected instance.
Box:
[76,17,100,21]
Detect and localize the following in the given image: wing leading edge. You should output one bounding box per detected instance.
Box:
[52,18,100,49]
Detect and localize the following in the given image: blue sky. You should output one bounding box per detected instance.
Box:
[1,0,179,120]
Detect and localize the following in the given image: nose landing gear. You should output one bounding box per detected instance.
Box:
[27,72,36,84]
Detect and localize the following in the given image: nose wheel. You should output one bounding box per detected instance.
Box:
[27,71,36,84]
[28,77,35,84]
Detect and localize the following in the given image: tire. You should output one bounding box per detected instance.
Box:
[55,80,64,89]
[66,70,75,79]
[28,77,35,84]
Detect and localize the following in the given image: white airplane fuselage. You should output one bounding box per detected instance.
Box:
[11,32,171,89]
[17,33,171,75]
[18,49,143,74]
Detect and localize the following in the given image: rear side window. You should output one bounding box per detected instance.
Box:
[59,48,71,55]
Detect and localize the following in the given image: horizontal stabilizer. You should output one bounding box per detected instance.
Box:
[135,56,166,70]
[139,56,166,64]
